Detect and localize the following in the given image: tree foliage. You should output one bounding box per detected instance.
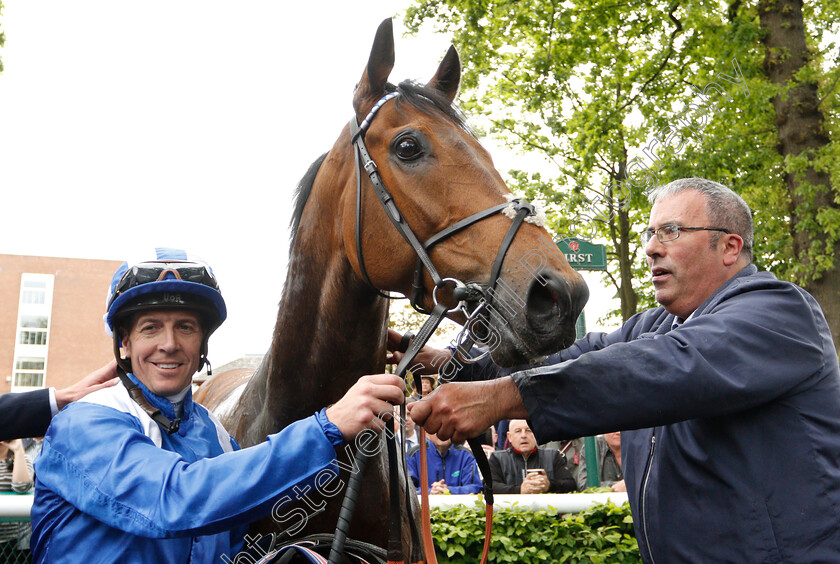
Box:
[0,0,5,73]
[405,0,840,343]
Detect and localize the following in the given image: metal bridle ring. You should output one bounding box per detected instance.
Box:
[432,278,466,314]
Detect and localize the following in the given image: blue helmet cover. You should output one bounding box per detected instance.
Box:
[104,248,226,337]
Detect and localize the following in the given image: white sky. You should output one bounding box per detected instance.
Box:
[0,1,619,366]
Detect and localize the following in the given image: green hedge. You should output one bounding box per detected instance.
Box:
[430,499,641,563]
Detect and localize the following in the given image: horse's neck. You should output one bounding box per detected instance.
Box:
[238,231,389,445]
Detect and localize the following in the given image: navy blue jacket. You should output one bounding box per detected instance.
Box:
[0,388,52,441]
[463,266,840,563]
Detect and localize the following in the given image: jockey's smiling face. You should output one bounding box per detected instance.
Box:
[123,309,203,396]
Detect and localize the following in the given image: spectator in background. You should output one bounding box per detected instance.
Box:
[549,438,587,490]
[0,439,34,562]
[598,432,625,492]
[462,426,496,458]
[495,419,510,450]
[398,401,420,451]
[544,435,624,491]
[490,419,576,494]
[407,432,482,495]
[0,362,118,442]
[420,375,436,397]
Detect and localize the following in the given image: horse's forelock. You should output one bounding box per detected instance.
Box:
[395,80,472,135]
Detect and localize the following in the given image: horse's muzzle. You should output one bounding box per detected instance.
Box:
[524,269,589,351]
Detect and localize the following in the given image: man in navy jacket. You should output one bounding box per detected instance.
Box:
[402,178,840,562]
[0,362,118,441]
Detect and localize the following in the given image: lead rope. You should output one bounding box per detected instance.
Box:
[392,302,494,564]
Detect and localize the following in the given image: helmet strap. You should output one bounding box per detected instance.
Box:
[201,355,212,377]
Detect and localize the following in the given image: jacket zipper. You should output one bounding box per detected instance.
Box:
[640,432,657,564]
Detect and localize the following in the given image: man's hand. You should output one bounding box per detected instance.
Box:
[408,377,529,443]
[55,360,120,410]
[520,471,550,494]
[326,374,406,441]
[429,479,449,495]
[611,479,627,492]
[385,329,450,374]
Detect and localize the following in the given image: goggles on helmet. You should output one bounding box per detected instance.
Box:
[110,261,219,306]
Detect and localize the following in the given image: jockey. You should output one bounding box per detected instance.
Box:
[30,248,405,563]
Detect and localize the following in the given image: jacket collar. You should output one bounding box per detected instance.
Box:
[666,264,758,330]
[124,372,195,422]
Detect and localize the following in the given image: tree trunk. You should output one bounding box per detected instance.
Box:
[616,206,638,322]
[609,165,639,323]
[759,0,840,352]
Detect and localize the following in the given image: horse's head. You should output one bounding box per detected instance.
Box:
[336,19,588,367]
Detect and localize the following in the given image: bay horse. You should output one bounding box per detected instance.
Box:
[196,18,588,560]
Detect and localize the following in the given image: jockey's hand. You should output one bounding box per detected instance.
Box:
[408,377,529,444]
[326,374,405,441]
[385,329,450,375]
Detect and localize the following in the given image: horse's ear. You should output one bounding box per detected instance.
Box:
[353,18,395,115]
[427,45,461,103]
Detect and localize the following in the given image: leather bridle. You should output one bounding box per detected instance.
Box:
[350,92,538,317]
[330,91,540,564]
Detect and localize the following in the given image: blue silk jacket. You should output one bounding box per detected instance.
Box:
[31,374,344,563]
[406,440,482,494]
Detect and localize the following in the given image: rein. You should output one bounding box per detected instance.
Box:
[330,92,540,564]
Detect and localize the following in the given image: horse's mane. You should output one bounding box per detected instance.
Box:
[290,152,328,246]
[289,80,471,245]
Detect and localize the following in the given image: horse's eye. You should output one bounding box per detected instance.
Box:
[395,137,422,161]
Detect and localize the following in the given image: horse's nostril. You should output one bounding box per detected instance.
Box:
[524,269,588,343]
[525,272,569,333]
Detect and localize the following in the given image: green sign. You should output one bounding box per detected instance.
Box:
[556,238,607,271]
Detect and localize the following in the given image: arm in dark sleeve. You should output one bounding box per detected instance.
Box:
[0,389,52,441]
[514,280,830,443]
[548,453,577,493]
[488,452,520,494]
[446,322,630,384]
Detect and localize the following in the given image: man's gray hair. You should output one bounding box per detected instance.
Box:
[648,178,753,261]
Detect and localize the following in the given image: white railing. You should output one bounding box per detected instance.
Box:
[0,492,629,520]
[427,492,628,512]
[0,494,33,520]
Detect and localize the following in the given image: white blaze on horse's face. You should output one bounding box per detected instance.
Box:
[346,19,588,366]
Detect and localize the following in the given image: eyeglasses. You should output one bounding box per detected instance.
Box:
[641,224,731,245]
[113,261,219,298]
